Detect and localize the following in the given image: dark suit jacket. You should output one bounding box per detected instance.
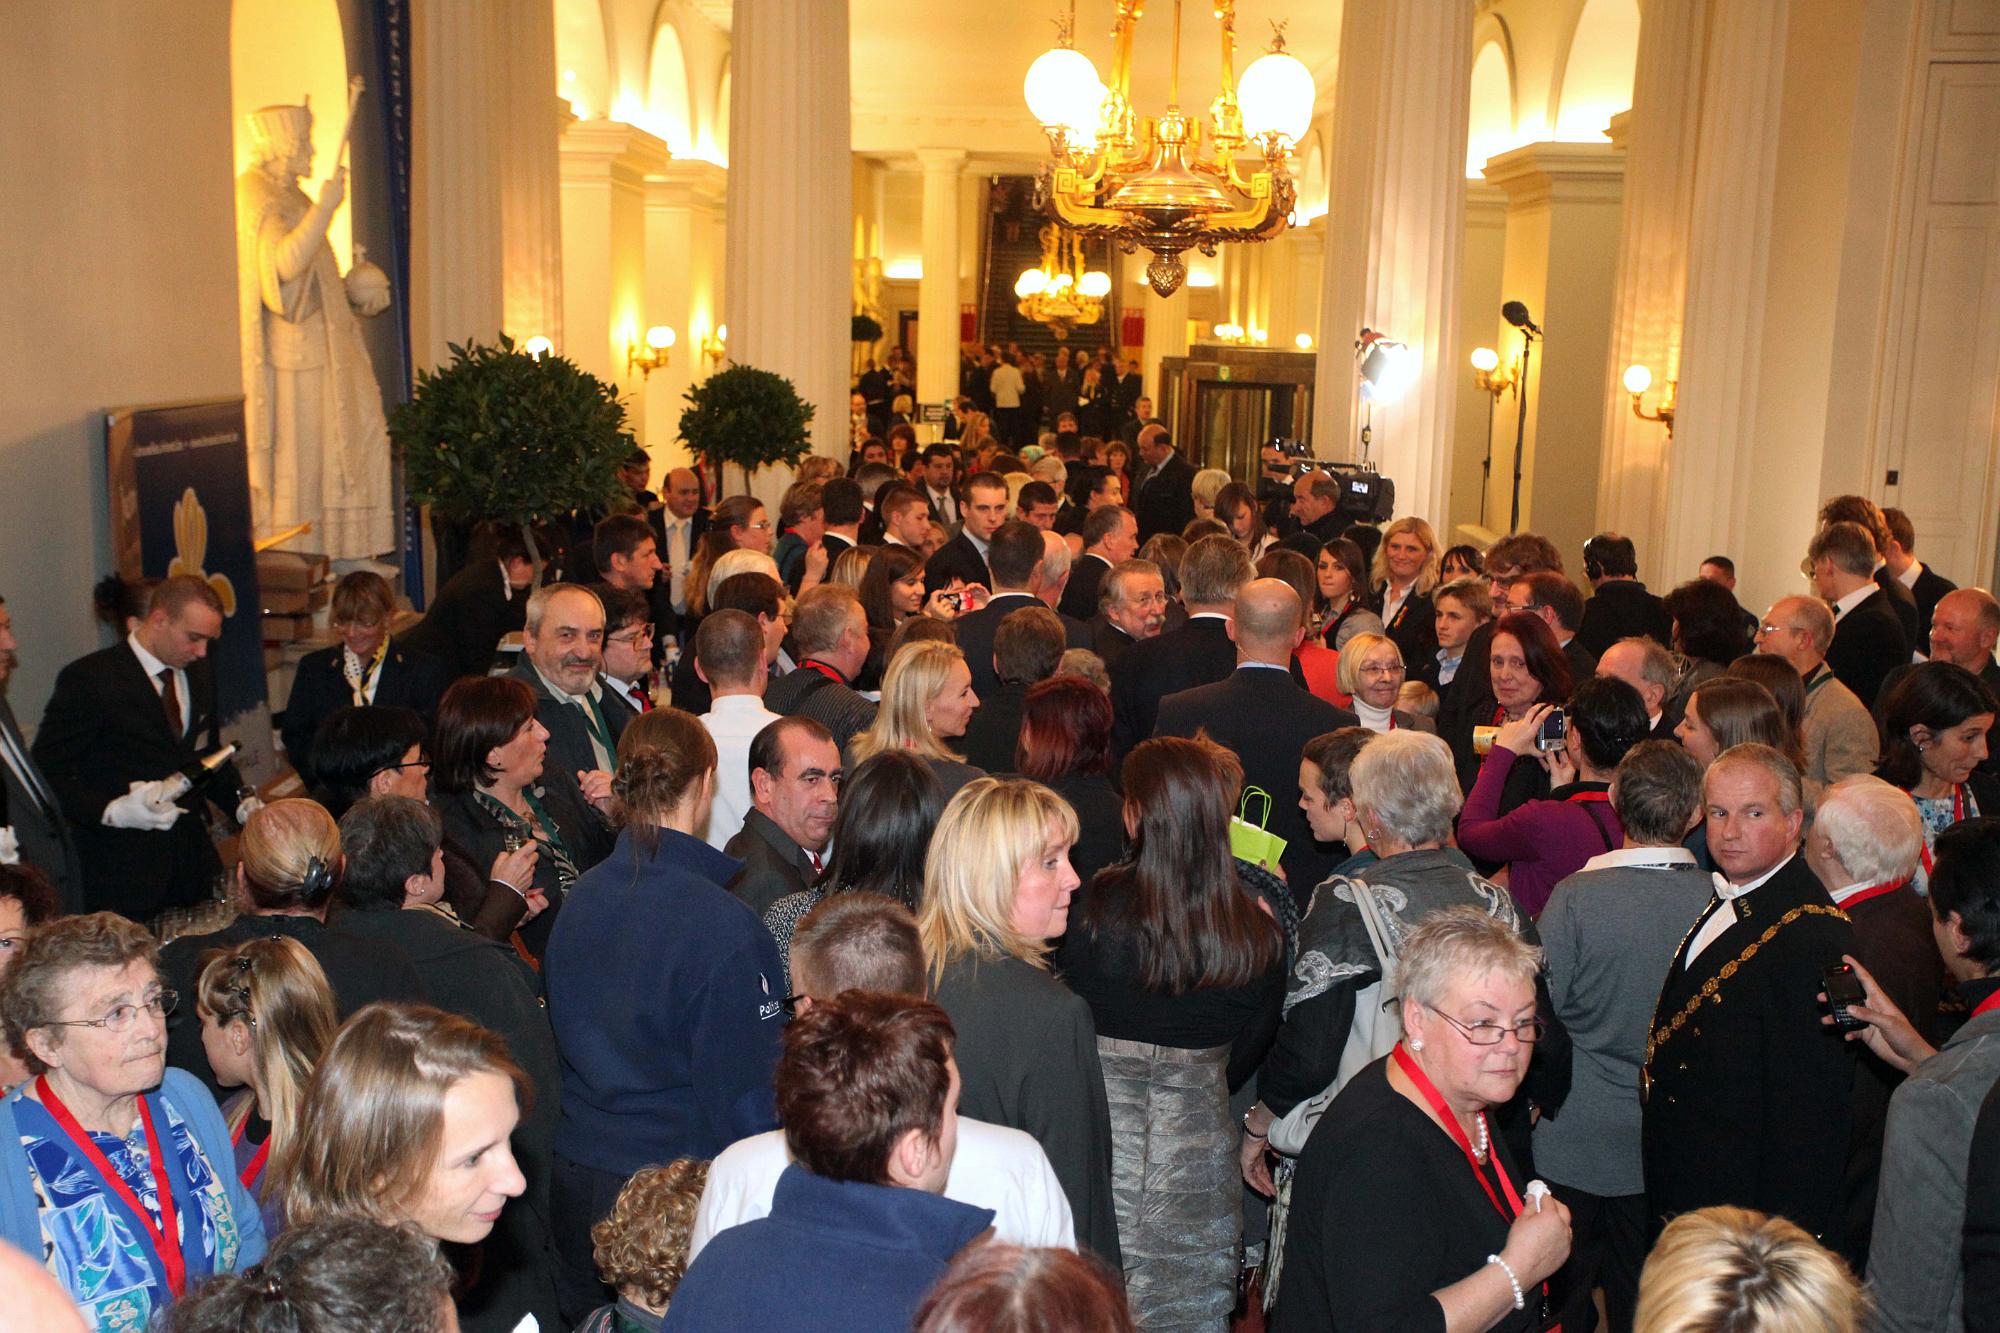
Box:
[924,532,992,596]
[961,682,1029,774]
[435,776,612,962]
[1085,615,1137,671]
[1909,565,1956,636]
[32,642,245,920]
[1060,553,1113,621]
[507,659,630,789]
[281,641,450,782]
[1154,666,1357,894]
[1,695,82,913]
[1578,579,1675,657]
[725,807,813,916]
[1375,585,1437,674]
[953,594,1088,701]
[1827,589,1911,709]
[400,559,527,681]
[1562,634,1598,684]
[1109,616,1239,757]
[1874,567,1922,645]
[1131,452,1196,543]
[1640,854,1857,1242]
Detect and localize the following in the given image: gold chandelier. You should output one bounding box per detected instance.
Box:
[1025,0,1317,298]
[1015,224,1113,339]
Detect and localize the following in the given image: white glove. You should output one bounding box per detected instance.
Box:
[103,780,185,831]
[236,794,265,825]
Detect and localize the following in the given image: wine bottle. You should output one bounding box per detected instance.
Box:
[157,743,239,803]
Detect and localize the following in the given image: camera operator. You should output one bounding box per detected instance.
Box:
[1257,442,1301,538]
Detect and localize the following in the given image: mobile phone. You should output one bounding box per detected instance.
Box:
[1824,963,1867,1032]
[1535,708,1569,751]
[941,592,962,611]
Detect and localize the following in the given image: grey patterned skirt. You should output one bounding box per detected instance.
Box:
[1098,1037,1239,1331]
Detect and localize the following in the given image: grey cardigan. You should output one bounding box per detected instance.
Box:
[1866,1004,2000,1333]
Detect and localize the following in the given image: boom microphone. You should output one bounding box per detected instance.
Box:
[1501,301,1541,337]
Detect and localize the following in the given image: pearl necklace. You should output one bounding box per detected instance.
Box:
[1471,1112,1489,1164]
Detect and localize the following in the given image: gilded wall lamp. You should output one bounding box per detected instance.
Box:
[1622,363,1676,435]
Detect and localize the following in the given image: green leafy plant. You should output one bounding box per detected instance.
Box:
[678,364,816,493]
[851,313,884,344]
[391,335,633,568]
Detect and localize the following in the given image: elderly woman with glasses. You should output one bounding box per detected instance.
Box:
[1271,908,1571,1332]
[0,913,268,1329]
[1337,632,1437,734]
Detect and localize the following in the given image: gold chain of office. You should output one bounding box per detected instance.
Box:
[1644,904,1850,1069]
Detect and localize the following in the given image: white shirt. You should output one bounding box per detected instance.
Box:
[1684,852,1796,966]
[1827,880,1877,908]
[1897,561,1924,591]
[128,632,188,738]
[1831,584,1876,621]
[1579,845,1697,874]
[928,486,958,525]
[699,695,782,849]
[602,673,649,715]
[688,1117,1075,1263]
[1381,579,1415,631]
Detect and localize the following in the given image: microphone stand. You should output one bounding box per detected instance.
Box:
[1508,329,1535,533]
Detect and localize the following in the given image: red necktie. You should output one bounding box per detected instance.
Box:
[159,669,182,737]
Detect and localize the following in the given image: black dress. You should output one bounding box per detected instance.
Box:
[1273,1058,1552,1332]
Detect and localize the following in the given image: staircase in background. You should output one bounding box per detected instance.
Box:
[976,176,1122,366]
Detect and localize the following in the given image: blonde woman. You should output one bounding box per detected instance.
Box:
[1370,516,1442,668]
[195,935,337,1236]
[1191,467,1232,523]
[917,777,1120,1268]
[851,639,984,797]
[1634,1206,1866,1333]
[1335,633,1436,734]
[277,1002,543,1323]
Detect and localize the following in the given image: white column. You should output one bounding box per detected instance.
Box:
[1311,0,1471,521]
[1141,283,1190,414]
[410,1,504,370]
[644,161,729,467]
[496,0,565,348]
[1596,0,1710,585]
[557,121,670,387]
[724,0,853,496]
[915,148,966,409]
[1657,2,1789,587]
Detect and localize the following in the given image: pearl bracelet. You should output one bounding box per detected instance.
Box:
[1487,1254,1524,1311]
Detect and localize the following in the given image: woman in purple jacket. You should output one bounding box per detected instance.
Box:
[1458,676,1650,917]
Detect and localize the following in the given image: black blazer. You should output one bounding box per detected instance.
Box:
[1084,614,1136,671]
[1060,553,1113,621]
[1109,616,1239,757]
[434,778,612,961]
[1640,854,1857,1242]
[281,641,450,782]
[953,593,1089,701]
[923,532,992,596]
[724,807,812,917]
[400,560,527,681]
[960,682,1028,774]
[1154,666,1357,895]
[506,659,630,787]
[1562,634,1598,684]
[32,642,245,920]
[1908,565,1956,635]
[1,695,82,913]
[1874,567,1922,645]
[1577,579,1675,657]
[1826,589,1911,709]
[1375,585,1437,673]
[1131,452,1196,543]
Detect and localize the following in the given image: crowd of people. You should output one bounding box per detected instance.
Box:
[1,379,1998,1333]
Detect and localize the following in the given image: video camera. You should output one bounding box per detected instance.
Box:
[1266,438,1397,524]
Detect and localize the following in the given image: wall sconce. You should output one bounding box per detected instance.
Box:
[1295,333,1313,350]
[700,324,728,367]
[627,325,676,378]
[1623,363,1676,434]
[523,335,554,361]
[1213,322,1248,344]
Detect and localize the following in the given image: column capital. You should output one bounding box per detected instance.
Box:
[915,147,970,174]
[560,119,672,184]
[1482,142,1626,208]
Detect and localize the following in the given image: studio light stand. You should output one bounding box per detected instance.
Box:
[1501,300,1541,533]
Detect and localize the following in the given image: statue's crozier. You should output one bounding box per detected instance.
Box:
[236,97,395,558]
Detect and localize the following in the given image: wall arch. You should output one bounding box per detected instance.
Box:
[1553,0,1639,141]
[555,0,611,120]
[1466,36,1516,176]
[644,21,694,152]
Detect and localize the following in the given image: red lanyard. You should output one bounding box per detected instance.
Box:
[1564,791,1610,805]
[1974,988,2000,1020]
[1392,1044,1524,1221]
[1840,878,1909,910]
[1492,705,1508,728]
[801,659,846,684]
[230,1113,271,1190]
[36,1077,186,1298]
[1918,785,1966,880]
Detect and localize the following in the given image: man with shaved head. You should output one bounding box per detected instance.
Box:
[1155,577,1356,895]
[1756,594,1878,789]
[1884,586,2000,778]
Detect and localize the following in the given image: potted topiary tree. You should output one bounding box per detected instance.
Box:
[391,335,633,580]
[678,363,816,496]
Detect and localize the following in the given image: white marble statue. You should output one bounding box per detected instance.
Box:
[236,77,395,559]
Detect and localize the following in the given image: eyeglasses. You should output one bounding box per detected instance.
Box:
[47,988,178,1032]
[608,624,656,647]
[1426,1003,1546,1046]
[780,993,808,1016]
[1357,663,1406,679]
[376,753,431,777]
